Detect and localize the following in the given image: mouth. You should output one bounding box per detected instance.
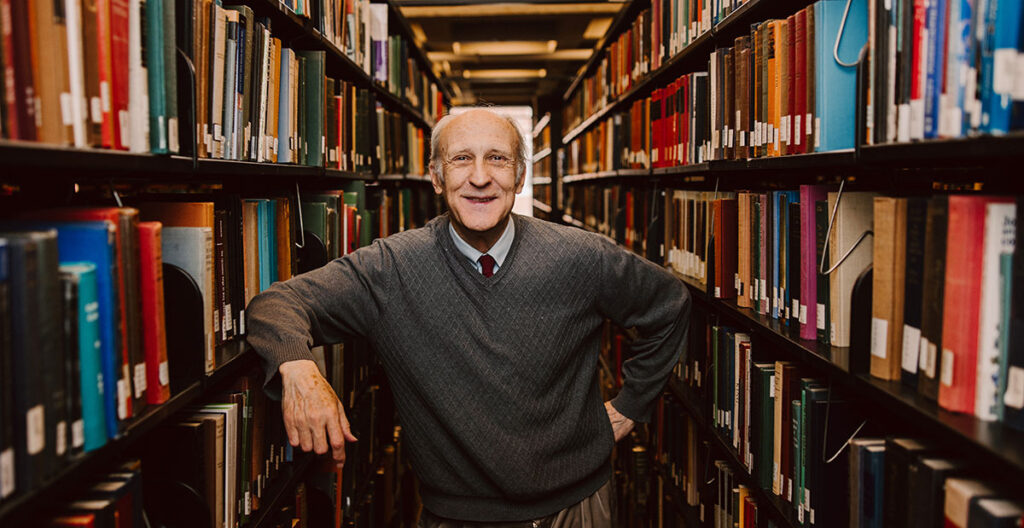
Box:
[463,195,497,205]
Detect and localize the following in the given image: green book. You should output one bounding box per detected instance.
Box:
[296,50,325,167]
[791,398,801,505]
[799,380,827,523]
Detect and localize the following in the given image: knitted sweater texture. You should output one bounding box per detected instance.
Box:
[246,214,690,521]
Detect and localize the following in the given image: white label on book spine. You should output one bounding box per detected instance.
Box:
[902,325,922,373]
[926,340,938,378]
[159,361,170,386]
[735,273,741,291]
[117,379,128,419]
[1015,53,1024,99]
[239,309,246,335]
[60,92,73,126]
[134,363,147,398]
[897,104,911,143]
[168,117,179,152]
[715,286,721,297]
[56,421,67,456]
[814,118,821,148]
[994,49,1016,95]
[27,405,44,454]
[793,299,800,319]
[798,506,804,523]
[72,419,84,449]
[800,304,808,325]
[1005,366,1024,409]
[761,279,767,300]
[787,478,792,502]
[90,97,102,124]
[817,303,826,330]
[941,349,955,387]
[794,115,802,145]
[920,337,930,370]
[118,110,129,147]
[100,81,111,112]
[871,318,889,358]
[246,491,252,514]
[770,375,776,395]
[0,449,13,498]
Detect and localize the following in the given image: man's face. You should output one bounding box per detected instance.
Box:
[431,110,525,237]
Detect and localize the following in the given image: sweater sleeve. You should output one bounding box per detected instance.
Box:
[596,238,690,422]
[245,240,390,398]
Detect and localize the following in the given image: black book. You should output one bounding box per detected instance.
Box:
[901,197,927,388]
[789,201,802,326]
[117,210,146,419]
[1005,197,1024,430]
[807,399,858,528]
[143,420,210,526]
[968,498,1024,528]
[213,209,228,349]
[815,200,831,344]
[907,457,969,528]
[175,0,196,157]
[918,196,948,402]
[59,268,85,458]
[1,231,57,490]
[883,437,941,528]
[0,238,13,500]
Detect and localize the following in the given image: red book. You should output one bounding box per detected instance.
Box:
[1,0,37,140]
[625,190,635,248]
[715,198,739,299]
[679,77,688,166]
[109,0,130,150]
[938,196,1013,413]
[138,221,170,404]
[793,11,807,155]
[96,0,115,148]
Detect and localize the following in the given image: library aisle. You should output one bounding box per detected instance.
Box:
[2,0,1024,527]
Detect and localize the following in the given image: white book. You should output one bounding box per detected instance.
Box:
[210,5,227,159]
[127,0,149,153]
[828,192,878,347]
[162,227,215,373]
[64,0,88,147]
[369,3,388,83]
[974,203,1016,420]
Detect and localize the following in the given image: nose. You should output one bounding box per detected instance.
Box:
[467,159,492,187]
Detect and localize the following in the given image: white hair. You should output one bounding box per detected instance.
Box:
[429,110,528,186]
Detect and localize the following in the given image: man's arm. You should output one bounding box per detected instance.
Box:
[246,243,388,463]
[596,239,691,425]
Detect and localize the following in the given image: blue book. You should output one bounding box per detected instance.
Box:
[981,0,1023,134]
[924,0,948,138]
[59,262,106,452]
[256,200,271,292]
[780,190,800,320]
[945,0,973,137]
[5,222,121,441]
[863,444,886,528]
[268,200,278,283]
[814,0,868,152]
[277,47,293,164]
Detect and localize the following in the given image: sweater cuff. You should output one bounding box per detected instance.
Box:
[610,385,653,424]
[250,340,316,401]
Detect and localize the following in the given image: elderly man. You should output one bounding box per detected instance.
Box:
[246,108,690,527]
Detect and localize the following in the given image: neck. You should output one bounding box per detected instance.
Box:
[451,215,511,253]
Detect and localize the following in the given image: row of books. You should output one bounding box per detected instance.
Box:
[46,460,146,528]
[564,0,1024,173]
[561,184,662,261]
[0,0,439,169]
[864,0,1024,143]
[669,334,1024,528]
[563,0,756,133]
[662,187,1024,425]
[566,97,654,174]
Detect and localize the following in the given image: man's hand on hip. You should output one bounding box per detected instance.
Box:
[605,401,635,442]
[279,359,358,465]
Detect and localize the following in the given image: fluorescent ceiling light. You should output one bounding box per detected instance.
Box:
[452,41,557,55]
[429,49,591,62]
[410,23,428,46]
[463,68,547,79]
[400,3,623,18]
[583,17,613,40]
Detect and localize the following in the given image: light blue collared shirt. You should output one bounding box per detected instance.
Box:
[449,216,516,275]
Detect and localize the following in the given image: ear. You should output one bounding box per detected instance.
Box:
[429,166,444,195]
[514,170,526,194]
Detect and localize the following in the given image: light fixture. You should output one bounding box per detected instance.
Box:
[451,41,559,56]
[463,69,547,79]
[584,17,614,40]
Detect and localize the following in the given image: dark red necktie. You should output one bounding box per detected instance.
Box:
[479,254,496,278]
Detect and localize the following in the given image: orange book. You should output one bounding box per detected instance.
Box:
[138,221,170,403]
[770,20,783,157]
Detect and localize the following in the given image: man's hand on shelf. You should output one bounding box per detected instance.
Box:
[279,359,358,466]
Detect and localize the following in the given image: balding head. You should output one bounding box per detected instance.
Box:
[430,109,528,185]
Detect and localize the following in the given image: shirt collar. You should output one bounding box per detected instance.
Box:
[448,215,516,267]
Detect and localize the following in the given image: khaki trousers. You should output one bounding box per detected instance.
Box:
[417,479,614,528]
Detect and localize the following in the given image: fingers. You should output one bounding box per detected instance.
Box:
[338,403,358,443]
[325,405,347,462]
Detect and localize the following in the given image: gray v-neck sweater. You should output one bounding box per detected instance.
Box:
[246,213,690,521]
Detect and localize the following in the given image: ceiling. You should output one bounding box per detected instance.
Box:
[395,0,626,110]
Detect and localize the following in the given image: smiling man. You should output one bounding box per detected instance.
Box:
[246,108,690,527]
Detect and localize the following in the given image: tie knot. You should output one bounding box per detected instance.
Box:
[479,254,496,278]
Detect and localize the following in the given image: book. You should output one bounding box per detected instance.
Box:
[974,202,1016,421]
[1005,198,1024,430]
[919,196,949,401]
[58,263,106,453]
[871,197,908,381]
[907,457,970,528]
[939,196,1013,414]
[944,478,999,528]
[901,198,928,388]
[138,222,170,405]
[814,0,868,152]
[828,191,877,348]
[883,437,941,527]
